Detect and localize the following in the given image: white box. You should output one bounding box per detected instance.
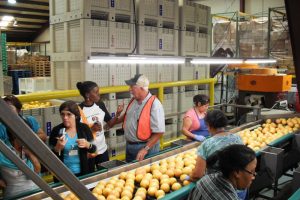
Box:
[21,100,64,136]
[162,93,178,115]
[43,100,65,135]
[178,90,198,112]
[21,109,44,133]
[137,64,159,83]
[179,0,211,31]
[198,33,209,54]
[159,64,178,82]
[179,31,210,56]
[136,0,179,28]
[137,64,178,83]
[178,63,210,81]
[50,0,134,24]
[164,116,178,141]
[18,77,53,94]
[137,25,178,56]
[52,61,136,90]
[50,19,135,61]
[179,30,198,56]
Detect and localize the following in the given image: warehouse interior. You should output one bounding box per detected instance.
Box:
[1,0,300,199]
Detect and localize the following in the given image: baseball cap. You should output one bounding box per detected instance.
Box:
[125,74,149,87]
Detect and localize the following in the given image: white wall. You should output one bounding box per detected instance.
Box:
[245,0,285,15]
[33,28,50,55]
[33,28,50,43]
[198,0,240,14]
[197,0,285,15]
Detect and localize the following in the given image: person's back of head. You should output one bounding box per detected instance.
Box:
[205,109,228,129]
[3,95,22,113]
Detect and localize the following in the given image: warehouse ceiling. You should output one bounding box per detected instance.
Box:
[0,0,49,42]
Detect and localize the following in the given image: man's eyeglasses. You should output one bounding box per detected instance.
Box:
[243,169,257,177]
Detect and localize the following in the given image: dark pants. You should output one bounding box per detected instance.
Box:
[126,142,160,163]
[88,150,109,171]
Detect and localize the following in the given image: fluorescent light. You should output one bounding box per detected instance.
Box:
[244,59,277,64]
[191,58,244,64]
[87,56,277,65]
[2,16,14,22]
[191,58,277,65]
[0,21,9,27]
[88,56,185,64]
[8,0,17,4]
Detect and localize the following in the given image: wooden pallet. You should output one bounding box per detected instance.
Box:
[32,61,51,77]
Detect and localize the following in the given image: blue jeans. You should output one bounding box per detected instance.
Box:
[126,142,160,163]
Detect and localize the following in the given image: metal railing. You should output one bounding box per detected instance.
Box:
[15,78,216,161]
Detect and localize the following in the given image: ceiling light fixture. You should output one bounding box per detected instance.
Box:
[244,58,277,64]
[191,58,277,65]
[88,56,277,65]
[191,58,244,64]
[2,16,14,22]
[0,21,9,27]
[88,56,185,64]
[8,0,17,4]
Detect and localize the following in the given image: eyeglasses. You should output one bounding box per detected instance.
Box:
[243,169,257,177]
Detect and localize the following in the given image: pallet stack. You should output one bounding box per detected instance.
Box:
[177,0,211,115]
[50,0,136,90]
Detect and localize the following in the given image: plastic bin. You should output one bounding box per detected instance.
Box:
[8,70,32,94]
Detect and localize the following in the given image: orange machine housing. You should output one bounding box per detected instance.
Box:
[237,74,292,92]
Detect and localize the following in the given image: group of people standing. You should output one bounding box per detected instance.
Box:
[0,74,257,200]
[0,74,165,198]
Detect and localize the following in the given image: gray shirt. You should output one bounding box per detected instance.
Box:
[124,92,165,142]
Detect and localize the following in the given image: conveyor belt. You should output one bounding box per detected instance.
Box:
[288,188,300,200]
[21,114,300,200]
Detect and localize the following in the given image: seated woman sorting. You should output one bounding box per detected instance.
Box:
[188,144,257,200]
[190,110,243,181]
[181,94,210,142]
[49,101,96,179]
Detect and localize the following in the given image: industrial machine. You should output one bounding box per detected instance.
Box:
[235,66,292,122]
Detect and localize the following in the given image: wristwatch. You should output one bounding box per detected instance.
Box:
[144,145,150,151]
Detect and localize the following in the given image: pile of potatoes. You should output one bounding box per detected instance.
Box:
[239,117,300,151]
[61,149,197,200]
[22,101,52,110]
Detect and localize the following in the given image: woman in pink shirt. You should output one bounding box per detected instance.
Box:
[181,94,209,142]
